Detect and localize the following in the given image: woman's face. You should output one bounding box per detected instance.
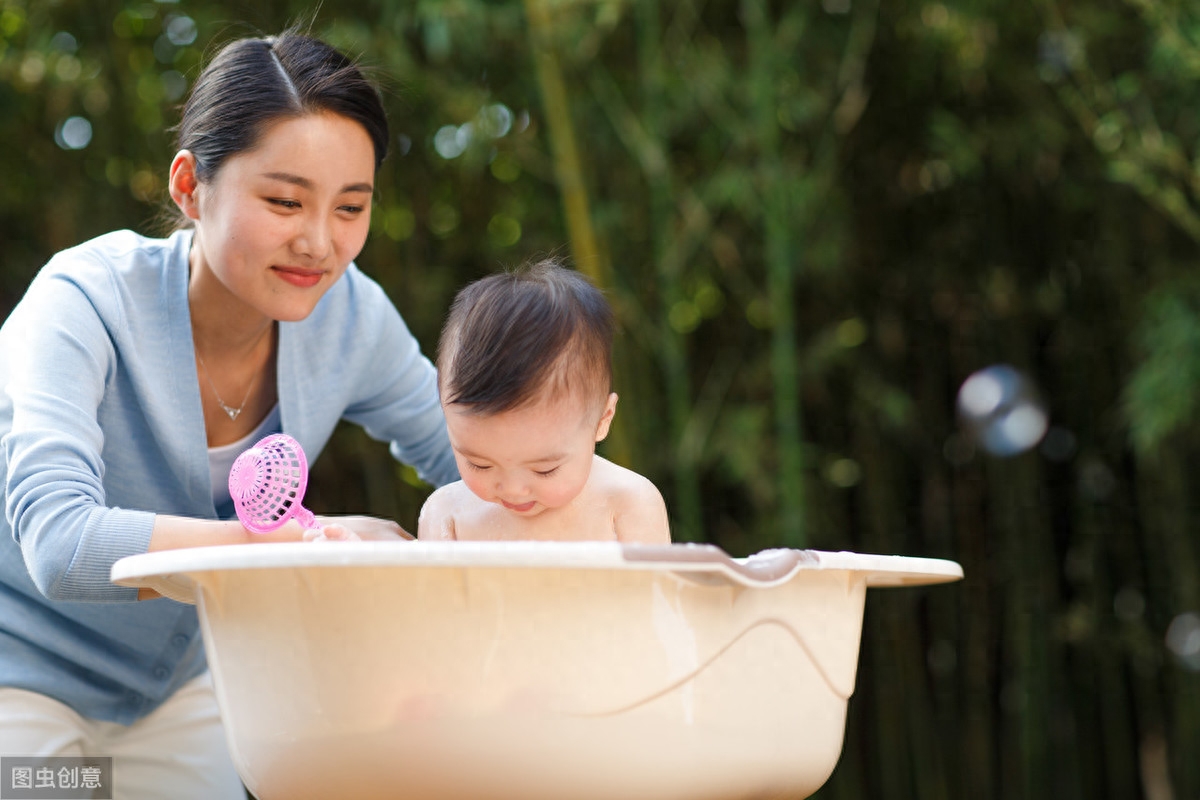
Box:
[180,111,376,322]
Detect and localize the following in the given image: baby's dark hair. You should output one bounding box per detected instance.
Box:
[438,259,614,415]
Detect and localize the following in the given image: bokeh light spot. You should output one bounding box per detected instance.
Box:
[55,116,92,150]
[746,298,772,329]
[826,458,862,488]
[428,201,460,237]
[486,214,521,247]
[694,281,725,318]
[382,207,415,241]
[477,103,513,138]
[490,153,521,182]
[434,125,467,159]
[50,31,78,53]
[55,55,82,81]
[836,317,868,348]
[956,365,1048,457]
[1167,613,1200,671]
[669,301,702,334]
[129,169,159,202]
[20,54,46,84]
[165,15,197,46]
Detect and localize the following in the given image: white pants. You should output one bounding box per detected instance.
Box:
[0,672,245,799]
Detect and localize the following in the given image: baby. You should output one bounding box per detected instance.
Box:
[417,259,671,543]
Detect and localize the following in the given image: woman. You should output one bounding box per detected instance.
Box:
[0,28,457,797]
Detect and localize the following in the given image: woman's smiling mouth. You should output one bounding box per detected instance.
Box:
[272,266,324,288]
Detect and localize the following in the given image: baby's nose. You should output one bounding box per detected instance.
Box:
[495,473,529,496]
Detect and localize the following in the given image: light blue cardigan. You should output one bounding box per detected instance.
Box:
[0,229,458,723]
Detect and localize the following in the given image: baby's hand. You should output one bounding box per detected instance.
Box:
[314,515,414,541]
[303,524,362,542]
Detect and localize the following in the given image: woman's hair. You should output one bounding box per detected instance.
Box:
[177,26,388,186]
[438,259,615,416]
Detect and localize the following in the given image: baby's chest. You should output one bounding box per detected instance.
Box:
[465,504,617,541]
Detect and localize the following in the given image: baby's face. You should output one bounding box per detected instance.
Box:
[444,392,617,518]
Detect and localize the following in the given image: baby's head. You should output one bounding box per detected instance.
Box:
[437,259,614,418]
[436,260,617,516]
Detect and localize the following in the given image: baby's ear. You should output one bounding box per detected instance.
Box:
[594,393,618,442]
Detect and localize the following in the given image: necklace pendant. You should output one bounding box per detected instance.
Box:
[195,349,256,424]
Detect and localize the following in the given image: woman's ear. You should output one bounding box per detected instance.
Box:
[594,393,619,442]
[168,150,201,220]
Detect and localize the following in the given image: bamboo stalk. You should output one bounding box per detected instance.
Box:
[1137,446,1199,797]
[522,0,635,470]
[743,0,807,546]
[521,0,604,284]
[634,0,703,541]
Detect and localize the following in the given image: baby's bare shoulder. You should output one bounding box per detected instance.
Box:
[417,481,477,540]
[592,456,661,498]
[592,457,671,544]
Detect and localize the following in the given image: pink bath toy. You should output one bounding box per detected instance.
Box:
[229,433,317,533]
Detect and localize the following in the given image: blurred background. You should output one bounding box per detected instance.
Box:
[3,0,1199,797]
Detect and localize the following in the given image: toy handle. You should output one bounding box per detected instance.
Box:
[294,506,318,531]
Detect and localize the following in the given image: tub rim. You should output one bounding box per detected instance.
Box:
[111,541,963,604]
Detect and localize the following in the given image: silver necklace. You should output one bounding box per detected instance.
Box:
[195,351,258,421]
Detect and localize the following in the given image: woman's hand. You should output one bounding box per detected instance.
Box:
[309,515,414,542]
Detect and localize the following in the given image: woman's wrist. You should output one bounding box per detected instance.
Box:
[147,515,307,552]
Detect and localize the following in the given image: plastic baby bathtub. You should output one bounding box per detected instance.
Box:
[111,542,962,800]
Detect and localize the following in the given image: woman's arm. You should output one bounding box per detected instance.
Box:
[316,267,459,488]
[137,514,412,597]
[149,513,410,551]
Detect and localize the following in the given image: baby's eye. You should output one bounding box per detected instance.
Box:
[534,467,560,477]
[465,461,491,472]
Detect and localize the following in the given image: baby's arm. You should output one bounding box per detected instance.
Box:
[417,483,459,541]
[613,475,671,544]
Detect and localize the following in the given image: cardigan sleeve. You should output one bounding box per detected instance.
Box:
[346,277,458,487]
[294,267,458,489]
[2,265,155,603]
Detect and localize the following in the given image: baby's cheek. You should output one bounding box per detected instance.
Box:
[461,473,492,503]
[541,475,589,509]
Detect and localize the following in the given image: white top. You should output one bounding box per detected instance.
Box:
[208,405,282,508]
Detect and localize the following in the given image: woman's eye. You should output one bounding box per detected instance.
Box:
[268,198,300,209]
[339,204,366,215]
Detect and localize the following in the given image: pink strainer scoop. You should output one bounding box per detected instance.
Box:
[229,433,317,533]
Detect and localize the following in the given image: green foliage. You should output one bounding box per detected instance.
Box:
[1125,280,1200,453]
[6,0,1200,797]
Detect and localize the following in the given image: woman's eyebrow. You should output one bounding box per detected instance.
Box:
[260,171,373,194]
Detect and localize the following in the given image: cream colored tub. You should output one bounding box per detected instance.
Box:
[112,542,961,800]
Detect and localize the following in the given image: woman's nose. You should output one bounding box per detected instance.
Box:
[293,214,331,260]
